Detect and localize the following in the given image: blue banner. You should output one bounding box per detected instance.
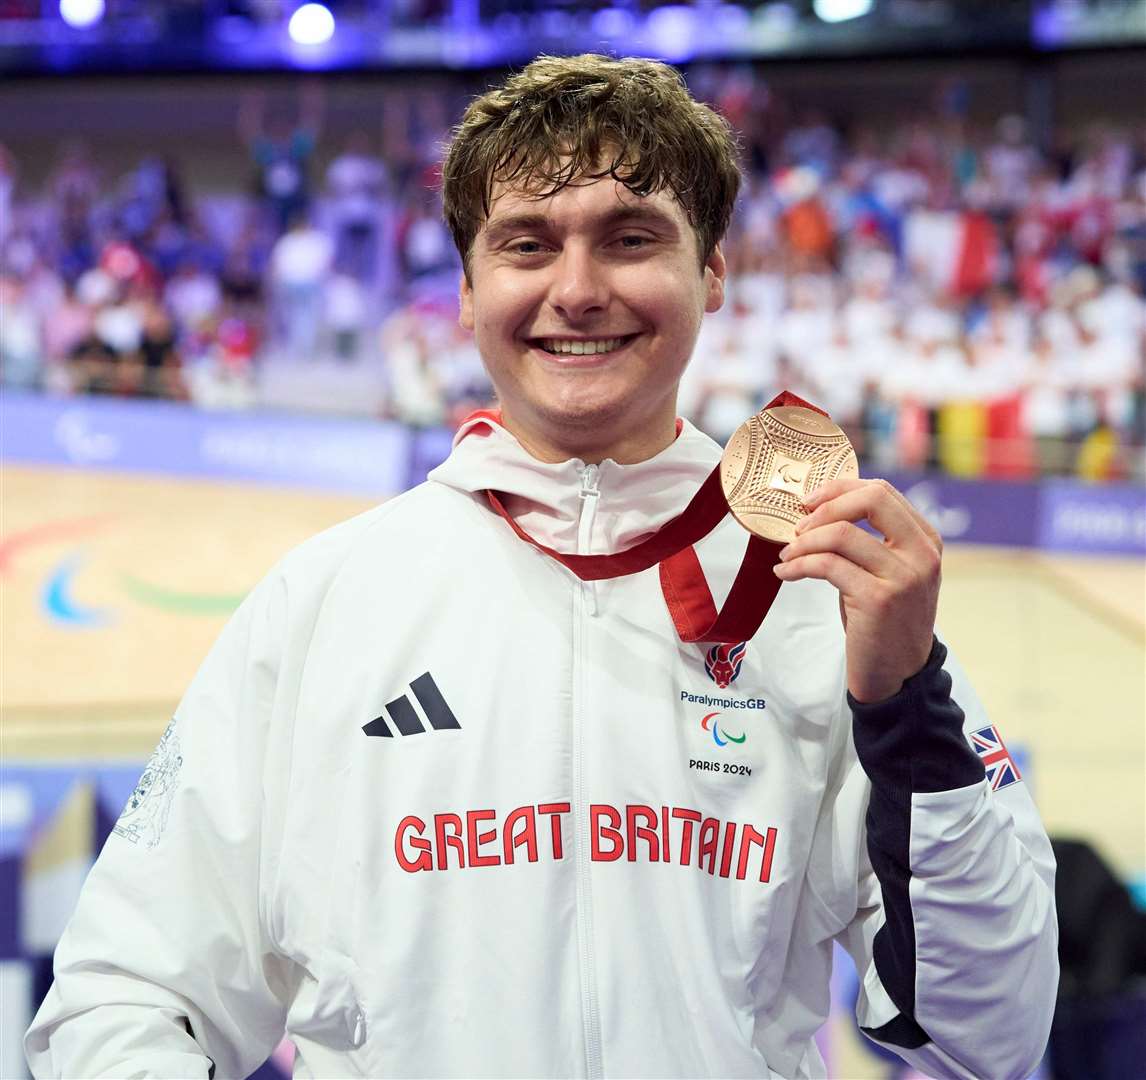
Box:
[4,393,1143,556]
[1037,479,1146,556]
[0,392,422,496]
[866,470,1144,556]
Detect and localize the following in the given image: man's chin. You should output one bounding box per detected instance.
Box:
[511,397,674,463]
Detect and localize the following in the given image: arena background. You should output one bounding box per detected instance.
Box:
[1,1,1144,1077]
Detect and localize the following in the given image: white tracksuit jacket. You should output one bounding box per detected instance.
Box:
[27,415,1058,1080]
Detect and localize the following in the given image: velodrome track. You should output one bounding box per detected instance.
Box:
[3,462,1143,1077]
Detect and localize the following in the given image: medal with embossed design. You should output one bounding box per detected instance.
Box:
[719,405,859,544]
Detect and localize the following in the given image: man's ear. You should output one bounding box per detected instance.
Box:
[703,243,727,315]
[459,271,474,331]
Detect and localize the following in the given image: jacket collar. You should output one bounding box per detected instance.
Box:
[427,411,721,554]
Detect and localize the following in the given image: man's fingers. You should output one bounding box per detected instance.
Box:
[804,476,940,547]
[772,550,871,596]
[799,478,939,558]
[779,520,900,580]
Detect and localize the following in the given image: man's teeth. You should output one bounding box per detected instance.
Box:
[539,337,628,355]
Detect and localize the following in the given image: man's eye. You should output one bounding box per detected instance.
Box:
[510,240,545,255]
[617,235,650,250]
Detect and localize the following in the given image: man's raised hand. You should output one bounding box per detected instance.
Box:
[772,477,942,703]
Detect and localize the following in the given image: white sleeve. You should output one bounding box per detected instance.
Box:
[833,638,1058,1080]
[25,577,291,1079]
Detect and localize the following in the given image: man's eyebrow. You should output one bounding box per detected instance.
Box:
[481,213,552,245]
[481,204,681,244]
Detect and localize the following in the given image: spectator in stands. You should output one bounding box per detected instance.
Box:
[3,70,1142,478]
[0,143,16,250]
[984,114,1040,212]
[0,271,43,390]
[134,293,186,399]
[841,248,897,348]
[326,131,390,285]
[325,273,369,363]
[165,257,223,338]
[219,216,268,314]
[49,139,101,285]
[397,188,457,299]
[384,309,446,427]
[43,277,93,374]
[691,313,773,445]
[268,213,333,360]
[185,321,258,412]
[238,81,324,236]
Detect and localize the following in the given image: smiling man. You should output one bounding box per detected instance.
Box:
[28,56,1056,1079]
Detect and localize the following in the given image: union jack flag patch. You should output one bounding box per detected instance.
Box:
[969,725,1023,791]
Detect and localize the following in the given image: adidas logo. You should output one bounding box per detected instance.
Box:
[363,672,460,738]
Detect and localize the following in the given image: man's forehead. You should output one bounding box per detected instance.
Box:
[481,175,685,235]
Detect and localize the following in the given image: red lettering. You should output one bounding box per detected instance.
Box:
[466,809,501,868]
[719,820,737,879]
[737,825,763,881]
[672,808,702,866]
[698,818,720,875]
[625,804,660,862]
[591,804,623,861]
[503,805,538,865]
[434,813,466,871]
[737,824,779,882]
[759,825,778,883]
[395,815,432,873]
[538,802,570,860]
[660,805,671,863]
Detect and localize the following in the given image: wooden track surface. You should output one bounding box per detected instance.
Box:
[1,465,376,712]
[4,463,1143,880]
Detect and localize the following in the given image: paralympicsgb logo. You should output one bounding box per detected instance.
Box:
[704,642,746,689]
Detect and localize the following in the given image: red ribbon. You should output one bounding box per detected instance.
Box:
[484,392,826,644]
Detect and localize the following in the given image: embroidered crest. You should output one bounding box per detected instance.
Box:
[114,717,183,848]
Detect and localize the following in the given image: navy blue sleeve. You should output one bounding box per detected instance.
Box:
[847,637,986,1048]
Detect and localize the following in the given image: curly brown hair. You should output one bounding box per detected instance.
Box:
[441,53,741,278]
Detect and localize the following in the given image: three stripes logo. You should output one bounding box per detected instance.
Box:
[363,672,460,738]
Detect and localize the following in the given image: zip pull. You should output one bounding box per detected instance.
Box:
[351,1008,366,1047]
[577,463,601,552]
[578,463,601,615]
[580,463,600,499]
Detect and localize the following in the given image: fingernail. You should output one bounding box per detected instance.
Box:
[778,544,791,560]
[794,516,809,534]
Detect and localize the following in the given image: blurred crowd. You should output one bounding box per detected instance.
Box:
[1,70,1144,479]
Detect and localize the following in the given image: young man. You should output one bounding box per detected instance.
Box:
[28,56,1056,1078]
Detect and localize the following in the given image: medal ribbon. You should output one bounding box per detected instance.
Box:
[484,391,825,644]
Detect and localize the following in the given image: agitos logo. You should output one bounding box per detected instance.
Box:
[701,711,745,748]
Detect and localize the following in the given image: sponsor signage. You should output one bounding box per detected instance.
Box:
[0,392,411,496]
[884,472,1042,548]
[885,470,1144,556]
[1037,479,1146,556]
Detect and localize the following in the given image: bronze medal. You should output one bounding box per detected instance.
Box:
[719,405,859,544]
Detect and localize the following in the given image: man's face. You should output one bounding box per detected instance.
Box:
[459,174,725,463]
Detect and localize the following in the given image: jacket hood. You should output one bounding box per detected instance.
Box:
[427,411,722,554]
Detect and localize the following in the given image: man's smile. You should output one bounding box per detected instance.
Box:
[529,333,642,360]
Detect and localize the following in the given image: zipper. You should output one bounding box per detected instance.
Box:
[578,464,600,617]
[573,461,604,1078]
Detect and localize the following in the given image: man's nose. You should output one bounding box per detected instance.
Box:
[548,244,609,321]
